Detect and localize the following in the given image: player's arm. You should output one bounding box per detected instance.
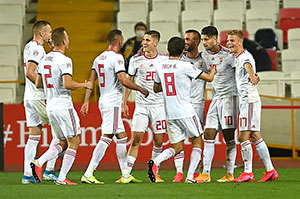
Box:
[197,68,216,82]
[244,63,260,85]
[80,70,97,116]
[153,82,162,93]
[117,71,149,97]
[25,62,38,84]
[122,75,135,118]
[35,74,43,88]
[63,74,92,91]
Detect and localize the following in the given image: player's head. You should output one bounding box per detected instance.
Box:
[184,29,200,52]
[32,20,52,44]
[142,30,160,53]
[168,37,185,57]
[226,29,244,55]
[134,22,147,39]
[201,26,218,51]
[107,29,124,49]
[52,27,69,49]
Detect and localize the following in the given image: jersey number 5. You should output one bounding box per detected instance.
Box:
[44,65,53,88]
[98,64,105,87]
[164,73,176,96]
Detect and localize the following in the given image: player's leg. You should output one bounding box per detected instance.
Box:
[43,137,59,181]
[218,129,236,182]
[127,131,144,174]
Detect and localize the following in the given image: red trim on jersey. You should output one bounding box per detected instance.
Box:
[187,52,200,59]
[168,57,180,60]
[236,49,247,58]
[112,107,119,134]
[105,49,119,54]
[208,45,223,55]
[52,50,65,55]
[144,51,158,59]
[31,40,42,45]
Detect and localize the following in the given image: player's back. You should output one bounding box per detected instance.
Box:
[202,46,237,98]
[39,51,73,110]
[23,40,46,100]
[92,50,125,107]
[128,53,166,105]
[156,58,201,120]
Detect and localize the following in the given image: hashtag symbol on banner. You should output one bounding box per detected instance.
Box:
[4,124,13,146]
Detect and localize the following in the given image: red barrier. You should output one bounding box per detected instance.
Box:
[3,102,255,171]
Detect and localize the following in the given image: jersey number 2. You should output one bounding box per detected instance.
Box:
[98,64,105,87]
[164,73,176,96]
[44,65,53,88]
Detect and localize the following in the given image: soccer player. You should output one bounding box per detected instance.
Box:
[195,26,239,183]
[172,29,208,182]
[148,37,216,183]
[80,29,149,184]
[122,30,167,183]
[31,27,92,185]
[226,30,279,182]
[22,20,59,184]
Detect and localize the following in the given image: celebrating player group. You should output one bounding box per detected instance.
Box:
[22,20,279,185]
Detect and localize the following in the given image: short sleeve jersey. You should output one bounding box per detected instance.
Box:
[234,50,260,103]
[23,40,46,100]
[154,58,202,120]
[181,53,207,104]
[202,46,238,99]
[128,52,167,105]
[38,51,73,110]
[92,50,126,107]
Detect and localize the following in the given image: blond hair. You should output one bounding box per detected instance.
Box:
[227,30,244,39]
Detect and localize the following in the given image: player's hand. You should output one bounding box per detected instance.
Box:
[141,88,149,98]
[249,73,260,85]
[122,103,129,118]
[80,102,89,116]
[209,67,216,75]
[85,80,93,90]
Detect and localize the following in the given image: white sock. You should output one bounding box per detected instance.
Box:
[116,137,130,178]
[84,136,112,178]
[202,140,215,174]
[254,138,274,172]
[24,135,41,176]
[226,140,237,175]
[187,148,202,179]
[174,151,184,173]
[58,148,76,181]
[45,138,59,171]
[127,156,136,174]
[152,146,163,159]
[38,144,63,167]
[155,148,175,166]
[241,140,253,173]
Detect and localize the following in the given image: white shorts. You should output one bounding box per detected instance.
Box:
[131,105,166,134]
[192,102,205,127]
[24,100,49,127]
[167,115,203,144]
[239,101,261,132]
[205,95,239,131]
[47,108,81,140]
[99,106,125,135]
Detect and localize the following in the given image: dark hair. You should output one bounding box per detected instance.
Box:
[185,29,201,41]
[168,37,185,57]
[52,27,66,47]
[201,26,218,38]
[144,30,160,42]
[227,29,244,39]
[134,22,147,31]
[32,20,51,34]
[107,29,122,44]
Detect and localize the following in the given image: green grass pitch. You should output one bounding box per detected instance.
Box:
[0,168,299,199]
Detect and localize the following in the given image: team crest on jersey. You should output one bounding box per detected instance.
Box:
[33,50,39,56]
[211,57,215,61]
[219,56,223,62]
[118,60,124,65]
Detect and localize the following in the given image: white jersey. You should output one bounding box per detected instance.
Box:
[38,51,73,110]
[234,50,260,103]
[23,40,46,100]
[92,50,126,107]
[181,53,207,104]
[154,58,202,120]
[128,52,167,105]
[202,46,238,99]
